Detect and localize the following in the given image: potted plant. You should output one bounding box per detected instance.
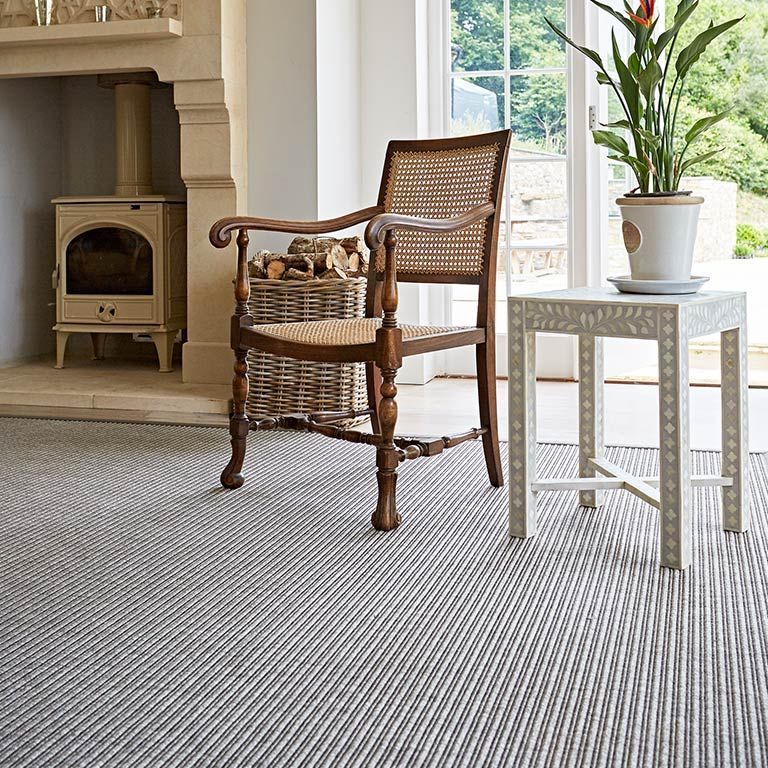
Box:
[547,1,742,285]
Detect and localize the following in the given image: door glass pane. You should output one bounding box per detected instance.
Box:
[451,74,503,135]
[66,227,153,295]
[509,72,567,152]
[449,0,569,322]
[509,0,566,69]
[509,159,568,219]
[451,0,505,73]
[508,71,568,294]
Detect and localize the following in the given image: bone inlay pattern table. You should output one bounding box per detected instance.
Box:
[507,288,749,569]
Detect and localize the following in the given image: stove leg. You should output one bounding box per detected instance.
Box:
[91,333,107,361]
[151,331,176,373]
[55,331,71,370]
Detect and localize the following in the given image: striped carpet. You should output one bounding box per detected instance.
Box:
[1,418,767,768]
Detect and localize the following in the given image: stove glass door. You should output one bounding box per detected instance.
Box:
[65,227,153,295]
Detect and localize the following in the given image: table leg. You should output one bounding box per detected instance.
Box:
[721,324,750,532]
[579,335,604,508]
[658,309,692,569]
[508,300,537,538]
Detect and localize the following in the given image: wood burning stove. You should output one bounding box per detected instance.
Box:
[53,72,187,372]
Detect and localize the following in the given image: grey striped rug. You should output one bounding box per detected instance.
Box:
[1,418,767,768]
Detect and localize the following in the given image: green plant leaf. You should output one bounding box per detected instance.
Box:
[636,127,661,147]
[638,59,663,102]
[675,0,699,18]
[596,72,611,85]
[608,153,651,191]
[545,18,606,72]
[611,31,640,124]
[603,119,632,130]
[684,109,731,144]
[679,148,723,175]
[592,130,631,156]
[589,0,635,34]
[655,0,699,55]
[675,17,744,80]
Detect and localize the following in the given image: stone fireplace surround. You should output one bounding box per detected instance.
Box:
[0,0,247,385]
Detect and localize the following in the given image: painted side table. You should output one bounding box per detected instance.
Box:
[507,288,749,570]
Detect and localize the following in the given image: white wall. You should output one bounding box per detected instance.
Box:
[359,0,445,383]
[316,0,361,220]
[0,78,61,365]
[247,0,319,251]
[245,0,444,382]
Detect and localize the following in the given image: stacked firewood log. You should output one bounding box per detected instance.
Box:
[249,236,369,281]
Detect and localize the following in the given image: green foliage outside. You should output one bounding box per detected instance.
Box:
[671,0,768,195]
[734,223,768,258]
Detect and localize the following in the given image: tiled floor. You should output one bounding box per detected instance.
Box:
[1,355,766,451]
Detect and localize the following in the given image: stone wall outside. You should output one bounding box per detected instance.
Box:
[682,176,738,263]
[505,152,738,276]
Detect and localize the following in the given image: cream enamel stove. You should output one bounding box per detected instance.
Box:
[53,72,186,372]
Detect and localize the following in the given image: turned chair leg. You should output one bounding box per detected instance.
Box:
[372,230,404,531]
[372,362,402,531]
[365,361,383,434]
[476,341,504,487]
[221,349,249,489]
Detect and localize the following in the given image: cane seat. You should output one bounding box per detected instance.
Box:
[253,318,470,346]
[242,317,486,362]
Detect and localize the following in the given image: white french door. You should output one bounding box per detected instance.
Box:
[437,0,604,379]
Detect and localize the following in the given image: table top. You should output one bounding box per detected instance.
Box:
[508,287,746,307]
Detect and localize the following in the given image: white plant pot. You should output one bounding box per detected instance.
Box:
[617,195,704,282]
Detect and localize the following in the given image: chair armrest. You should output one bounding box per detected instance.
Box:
[210,206,384,248]
[363,202,495,250]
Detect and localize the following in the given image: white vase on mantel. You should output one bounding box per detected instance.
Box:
[617,194,704,282]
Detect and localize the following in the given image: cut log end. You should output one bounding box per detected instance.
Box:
[266,261,286,280]
[284,267,313,281]
[256,236,369,281]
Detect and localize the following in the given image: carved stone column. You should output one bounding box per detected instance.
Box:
[173,78,247,384]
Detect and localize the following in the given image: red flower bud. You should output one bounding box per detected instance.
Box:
[629,0,655,27]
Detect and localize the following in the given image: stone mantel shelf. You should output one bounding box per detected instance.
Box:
[52,195,187,204]
[0,17,182,48]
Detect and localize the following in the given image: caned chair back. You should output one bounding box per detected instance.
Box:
[374,130,511,287]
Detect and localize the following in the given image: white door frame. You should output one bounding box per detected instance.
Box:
[427,0,606,380]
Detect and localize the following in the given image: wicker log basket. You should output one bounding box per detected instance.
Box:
[246,276,369,427]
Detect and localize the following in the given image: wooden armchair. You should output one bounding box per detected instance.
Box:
[210,130,511,531]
